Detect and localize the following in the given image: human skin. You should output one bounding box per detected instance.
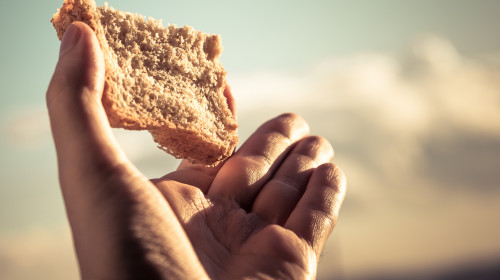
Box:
[46,22,346,280]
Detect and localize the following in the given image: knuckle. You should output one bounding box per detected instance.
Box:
[278,112,303,122]
[295,136,334,160]
[303,135,331,150]
[263,113,309,139]
[275,113,305,129]
[319,163,347,196]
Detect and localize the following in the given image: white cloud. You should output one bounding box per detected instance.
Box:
[2,34,500,278]
[0,225,78,280]
[1,106,51,149]
[230,34,500,176]
[230,35,500,277]
[0,104,172,165]
[232,35,500,136]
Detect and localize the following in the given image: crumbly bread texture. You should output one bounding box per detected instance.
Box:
[51,0,238,165]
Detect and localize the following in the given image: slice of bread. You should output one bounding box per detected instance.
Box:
[51,0,238,165]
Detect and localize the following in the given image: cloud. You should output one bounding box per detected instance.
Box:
[0,225,78,280]
[2,34,500,278]
[1,106,51,149]
[229,35,500,277]
[0,104,178,171]
[230,34,500,184]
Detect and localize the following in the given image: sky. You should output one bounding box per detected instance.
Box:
[1,0,500,279]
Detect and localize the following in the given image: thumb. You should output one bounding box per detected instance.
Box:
[46,23,207,278]
[47,21,128,182]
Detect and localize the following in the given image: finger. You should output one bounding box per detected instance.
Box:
[208,113,309,209]
[47,21,143,231]
[251,136,334,225]
[223,82,237,117]
[48,22,202,277]
[47,21,127,177]
[47,21,142,223]
[284,163,346,257]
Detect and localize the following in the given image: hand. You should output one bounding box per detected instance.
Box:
[47,22,346,280]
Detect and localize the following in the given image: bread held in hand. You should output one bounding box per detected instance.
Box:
[52,0,238,165]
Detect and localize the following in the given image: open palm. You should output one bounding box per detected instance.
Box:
[47,22,345,279]
[155,114,345,279]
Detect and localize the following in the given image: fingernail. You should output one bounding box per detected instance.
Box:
[59,23,82,58]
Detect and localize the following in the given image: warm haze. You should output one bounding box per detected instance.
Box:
[1,0,500,279]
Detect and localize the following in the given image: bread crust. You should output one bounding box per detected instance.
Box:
[51,0,238,165]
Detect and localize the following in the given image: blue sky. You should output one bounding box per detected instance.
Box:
[2,0,500,108]
[1,0,500,279]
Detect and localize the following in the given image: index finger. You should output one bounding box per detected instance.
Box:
[208,113,310,209]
